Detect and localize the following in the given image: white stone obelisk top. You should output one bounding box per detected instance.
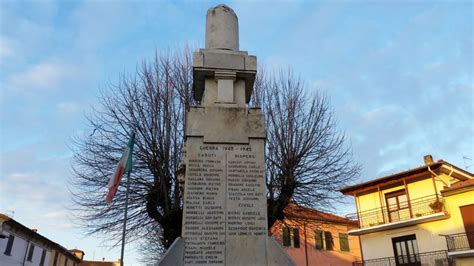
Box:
[205,4,239,51]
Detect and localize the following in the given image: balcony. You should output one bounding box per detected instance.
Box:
[444,232,474,257]
[348,195,448,235]
[352,250,452,266]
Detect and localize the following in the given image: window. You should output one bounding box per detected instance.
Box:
[392,234,420,266]
[64,257,68,266]
[40,249,47,266]
[27,244,35,261]
[315,230,335,250]
[282,226,291,246]
[314,230,323,250]
[4,235,14,255]
[339,233,350,252]
[292,228,300,248]
[53,252,59,266]
[324,231,334,250]
[386,190,410,222]
[282,226,300,248]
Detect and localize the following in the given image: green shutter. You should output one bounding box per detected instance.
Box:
[339,233,350,252]
[314,230,323,250]
[293,228,300,248]
[282,226,291,246]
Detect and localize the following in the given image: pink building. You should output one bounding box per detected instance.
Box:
[270,204,362,266]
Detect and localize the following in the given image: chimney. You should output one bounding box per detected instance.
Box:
[424,154,434,165]
[31,229,38,233]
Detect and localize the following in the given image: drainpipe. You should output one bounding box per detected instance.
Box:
[304,222,308,266]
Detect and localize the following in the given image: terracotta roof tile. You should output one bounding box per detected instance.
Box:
[283,203,357,225]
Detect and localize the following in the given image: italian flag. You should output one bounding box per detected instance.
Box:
[106,132,135,204]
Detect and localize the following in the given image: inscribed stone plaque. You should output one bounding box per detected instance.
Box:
[182,138,267,266]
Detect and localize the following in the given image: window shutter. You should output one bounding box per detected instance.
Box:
[27,244,35,261]
[4,235,15,255]
[282,226,291,246]
[53,252,59,266]
[293,228,300,248]
[339,233,350,252]
[40,249,47,266]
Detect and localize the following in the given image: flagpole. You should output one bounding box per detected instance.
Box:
[120,171,131,266]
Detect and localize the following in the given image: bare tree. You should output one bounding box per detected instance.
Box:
[70,49,359,261]
[71,48,193,249]
[251,69,360,229]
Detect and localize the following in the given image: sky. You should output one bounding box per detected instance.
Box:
[0,0,472,265]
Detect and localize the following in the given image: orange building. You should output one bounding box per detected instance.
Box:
[270,204,362,266]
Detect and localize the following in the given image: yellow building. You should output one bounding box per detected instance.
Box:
[339,155,474,266]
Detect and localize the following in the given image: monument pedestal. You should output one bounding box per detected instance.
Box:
[158,4,294,266]
[159,236,294,266]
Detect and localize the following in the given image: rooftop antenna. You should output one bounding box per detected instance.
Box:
[462,156,473,170]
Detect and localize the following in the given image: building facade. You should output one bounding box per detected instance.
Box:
[0,213,81,266]
[270,204,362,266]
[340,156,474,266]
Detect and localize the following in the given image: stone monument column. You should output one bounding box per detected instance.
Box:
[158,5,295,266]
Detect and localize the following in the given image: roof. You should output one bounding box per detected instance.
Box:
[69,249,85,254]
[283,203,357,226]
[0,213,81,263]
[441,178,474,194]
[81,260,120,266]
[339,160,473,195]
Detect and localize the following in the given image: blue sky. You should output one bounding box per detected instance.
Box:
[1,0,472,264]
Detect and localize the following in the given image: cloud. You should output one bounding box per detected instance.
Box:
[5,62,76,93]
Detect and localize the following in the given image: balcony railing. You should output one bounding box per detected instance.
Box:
[444,232,474,252]
[352,250,452,266]
[347,195,446,229]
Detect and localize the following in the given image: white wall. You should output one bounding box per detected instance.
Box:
[360,224,448,260]
[0,230,51,266]
[0,231,29,265]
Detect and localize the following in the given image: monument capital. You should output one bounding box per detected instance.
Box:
[193,5,256,105]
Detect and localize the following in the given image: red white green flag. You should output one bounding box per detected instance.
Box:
[106,132,135,204]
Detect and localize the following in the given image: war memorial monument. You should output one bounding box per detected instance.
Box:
[158,5,295,266]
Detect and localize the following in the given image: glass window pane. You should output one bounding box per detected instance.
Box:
[399,195,408,208]
[412,239,419,254]
[324,231,333,250]
[398,194,407,203]
[314,231,323,250]
[387,197,397,210]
